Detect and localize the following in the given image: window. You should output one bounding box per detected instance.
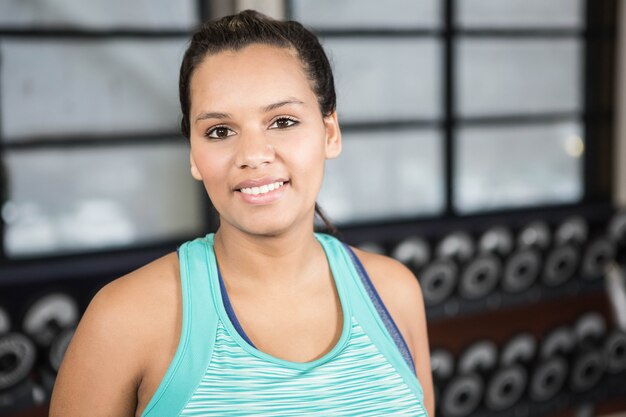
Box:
[0,0,210,260]
[290,0,614,225]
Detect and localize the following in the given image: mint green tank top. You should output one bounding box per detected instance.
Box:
[140,233,427,416]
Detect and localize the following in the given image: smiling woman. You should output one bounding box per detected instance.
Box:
[49,10,434,417]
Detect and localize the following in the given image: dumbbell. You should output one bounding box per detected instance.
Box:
[434,231,476,303]
[413,232,473,307]
[437,232,475,263]
[440,340,495,417]
[21,292,80,398]
[0,332,39,414]
[518,221,551,250]
[421,231,475,305]
[568,312,608,392]
[479,226,514,258]
[604,329,626,375]
[484,333,534,411]
[502,222,548,293]
[581,237,615,280]
[555,216,588,246]
[418,260,458,307]
[22,292,79,348]
[541,217,585,287]
[457,228,510,300]
[391,236,431,276]
[530,326,573,402]
[430,348,455,406]
[529,357,568,403]
[392,237,458,307]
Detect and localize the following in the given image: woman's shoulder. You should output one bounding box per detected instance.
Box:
[89,251,182,352]
[77,252,182,373]
[50,252,182,415]
[87,250,180,331]
[99,251,181,308]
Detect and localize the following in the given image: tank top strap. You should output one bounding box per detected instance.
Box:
[140,235,220,417]
[314,233,425,403]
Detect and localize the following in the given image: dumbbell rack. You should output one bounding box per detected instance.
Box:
[339,203,626,417]
[429,293,626,417]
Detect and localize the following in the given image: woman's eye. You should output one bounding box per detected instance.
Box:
[206,126,235,139]
[270,117,298,129]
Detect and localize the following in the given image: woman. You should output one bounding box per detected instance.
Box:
[50,10,434,416]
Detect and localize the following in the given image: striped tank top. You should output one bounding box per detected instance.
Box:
[140,233,427,416]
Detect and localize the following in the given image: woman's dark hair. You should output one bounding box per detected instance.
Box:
[179,10,336,233]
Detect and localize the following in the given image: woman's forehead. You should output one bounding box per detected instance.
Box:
[189,44,315,113]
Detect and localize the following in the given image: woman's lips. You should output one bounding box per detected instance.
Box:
[236,181,289,205]
[234,176,289,190]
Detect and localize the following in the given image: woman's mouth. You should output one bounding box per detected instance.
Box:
[239,181,286,196]
[236,180,290,205]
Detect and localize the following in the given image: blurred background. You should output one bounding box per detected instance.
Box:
[1,0,625,416]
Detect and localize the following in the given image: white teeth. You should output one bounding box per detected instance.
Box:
[240,181,285,195]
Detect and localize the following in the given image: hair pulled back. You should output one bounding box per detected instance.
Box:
[179,9,336,139]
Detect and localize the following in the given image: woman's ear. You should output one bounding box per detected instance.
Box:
[189,152,203,181]
[324,111,342,160]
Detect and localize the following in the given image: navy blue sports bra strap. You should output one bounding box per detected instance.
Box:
[341,244,416,374]
[218,269,257,348]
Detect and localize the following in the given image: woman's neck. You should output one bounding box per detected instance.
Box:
[213,222,327,291]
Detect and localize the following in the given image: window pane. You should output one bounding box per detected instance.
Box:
[0,0,197,29]
[291,0,440,29]
[456,0,584,29]
[1,38,187,141]
[319,129,444,224]
[454,121,584,214]
[324,38,442,122]
[455,39,583,117]
[2,142,203,257]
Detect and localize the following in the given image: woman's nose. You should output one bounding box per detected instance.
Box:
[235,130,275,169]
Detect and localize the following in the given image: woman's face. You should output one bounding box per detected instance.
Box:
[188,44,341,237]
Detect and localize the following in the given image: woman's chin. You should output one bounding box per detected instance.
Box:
[221,217,289,238]
[229,216,310,238]
[217,204,316,238]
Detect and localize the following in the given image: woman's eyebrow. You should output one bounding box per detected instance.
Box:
[194,111,232,124]
[262,99,304,113]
